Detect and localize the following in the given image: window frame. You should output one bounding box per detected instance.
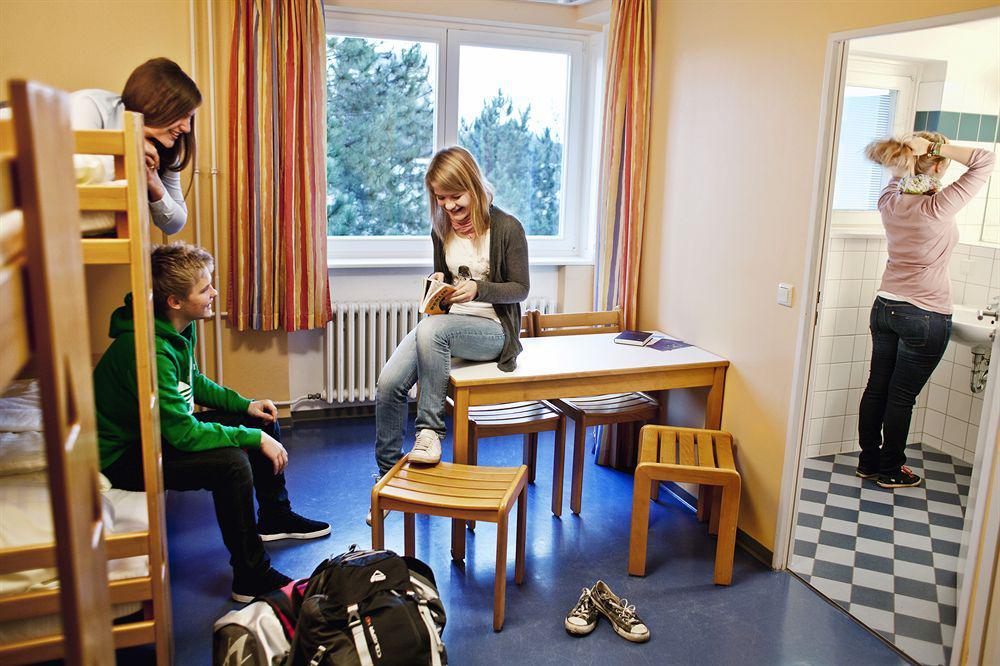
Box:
[831,55,919,229]
[323,10,597,267]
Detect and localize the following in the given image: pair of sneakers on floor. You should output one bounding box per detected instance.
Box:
[856,464,922,489]
[565,580,649,643]
[231,511,331,603]
[366,429,442,526]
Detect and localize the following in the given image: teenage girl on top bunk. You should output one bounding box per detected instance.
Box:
[369,146,530,524]
[71,57,200,235]
[858,132,995,489]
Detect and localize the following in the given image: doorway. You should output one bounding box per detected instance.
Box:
[780,10,1000,666]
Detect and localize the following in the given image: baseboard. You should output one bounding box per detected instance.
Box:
[662,482,774,568]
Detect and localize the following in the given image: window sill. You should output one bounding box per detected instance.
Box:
[328,255,595,269]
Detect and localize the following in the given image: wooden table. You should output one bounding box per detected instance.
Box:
[447,333,729,559]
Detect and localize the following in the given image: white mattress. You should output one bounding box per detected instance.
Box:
[0,381,150,642]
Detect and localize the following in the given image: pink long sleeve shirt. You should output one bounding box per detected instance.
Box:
[877,148,995,315]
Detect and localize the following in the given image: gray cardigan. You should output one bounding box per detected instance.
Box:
[432,205,529,372]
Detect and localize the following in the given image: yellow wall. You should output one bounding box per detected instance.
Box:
[639,0,998,550]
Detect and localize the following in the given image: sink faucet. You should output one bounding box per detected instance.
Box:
[979,295,1000,321]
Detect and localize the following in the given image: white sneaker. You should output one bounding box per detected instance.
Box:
[409,429,442,465]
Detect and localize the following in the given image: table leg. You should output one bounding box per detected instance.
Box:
[651,389,670,500]
[705,366,726,430]
[451,387,470,561]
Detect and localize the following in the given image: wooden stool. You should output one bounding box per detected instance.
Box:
[628,426,741,585]
[371,456,528,631]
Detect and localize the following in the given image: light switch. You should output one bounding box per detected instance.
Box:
[777,283,794,307]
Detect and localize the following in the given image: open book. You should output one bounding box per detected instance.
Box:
[420,277,457,315]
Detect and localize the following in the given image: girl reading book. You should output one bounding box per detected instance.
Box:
[370,147,529,519]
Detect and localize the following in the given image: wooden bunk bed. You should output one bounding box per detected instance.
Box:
[0,83,172,664]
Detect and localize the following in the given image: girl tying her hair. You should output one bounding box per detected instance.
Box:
[858,132,994,489]
[71,57,201,235]
[370,146,529,513]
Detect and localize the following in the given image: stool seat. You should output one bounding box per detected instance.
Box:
[553,392,658,418]
[372,457,528,631]
[380,462,522,514]
[467,400,561,428]
[628,426,742,585]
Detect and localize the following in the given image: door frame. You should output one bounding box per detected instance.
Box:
[772,7,1000,665]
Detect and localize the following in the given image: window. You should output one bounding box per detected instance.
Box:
[325,13,595,265]
[831,56,917,223]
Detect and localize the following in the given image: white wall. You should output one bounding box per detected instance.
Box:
[806,234,999,464]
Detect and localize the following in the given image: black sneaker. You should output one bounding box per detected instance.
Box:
[876,465,922,489]
[855,466,878,480]
[258,511,330,542]
[590,580,649,643]
[231,567,292,603]
[564,587,598,636]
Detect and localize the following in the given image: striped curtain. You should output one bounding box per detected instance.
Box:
[594,0,652,330]
[228,0,331,332]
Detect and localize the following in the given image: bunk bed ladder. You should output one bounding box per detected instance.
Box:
[121,110,174,665]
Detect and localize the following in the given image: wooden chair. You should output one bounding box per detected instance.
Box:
[371,456,528,631]
[533,310,660,515]
[628,426,741,585]
[450,312,567,517]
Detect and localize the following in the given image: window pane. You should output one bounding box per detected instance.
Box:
[457,45,569,236]
[326,36,437,236]
[833,86,898,211]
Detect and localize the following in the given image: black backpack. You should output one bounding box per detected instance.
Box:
[287,546,447,666]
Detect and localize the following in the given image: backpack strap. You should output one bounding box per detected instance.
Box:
[409,591,444,666]
[347,603,375,666]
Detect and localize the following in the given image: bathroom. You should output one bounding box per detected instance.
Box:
[788,15,999,666]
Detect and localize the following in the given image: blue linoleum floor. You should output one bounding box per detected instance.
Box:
[136,416,908,665]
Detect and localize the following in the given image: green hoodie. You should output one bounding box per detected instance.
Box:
[93,294,260,469]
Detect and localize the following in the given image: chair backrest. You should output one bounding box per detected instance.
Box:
[520,311,535,338]
[532,309,623,337]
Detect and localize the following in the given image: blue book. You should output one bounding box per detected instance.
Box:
[614,330,655,346]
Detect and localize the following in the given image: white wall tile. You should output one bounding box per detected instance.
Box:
[930,360,952,386]
[964,283,988,307]
[838,281,862,307]
[852,335,868,362]
[950,363,971,392]
[829,363,852,390]
[814,364,830,391]
[822,416,845,443]
[811,391,827,418]
[809,419,824,447]
[827,251,844,280]
[835,308,857,335]
[966,425,979,452]
[947,391,973,421]
[847,388,862,415]
[850,361,867,387]
[826,389,848,417]
[971,397,984,425]
[844,239,867,252]
[842,252,866,279]
[831,336,854,363]
[817,336,834,364]
[943,416,968,447]
[924,409,946,438]
[927,383,950,413]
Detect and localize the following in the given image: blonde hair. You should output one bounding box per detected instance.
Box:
[151,242,214,315]
[425,146,493,241]
[864,130,949,176]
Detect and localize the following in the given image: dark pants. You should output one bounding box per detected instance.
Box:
[102,411,291,577]
[858,297,951,474]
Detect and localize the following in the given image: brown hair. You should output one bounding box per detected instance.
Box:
[425,146,493,241]
[864,130,949,176]
[122,58,201,173]
[151,242,214,315]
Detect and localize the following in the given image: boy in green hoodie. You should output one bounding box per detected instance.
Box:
[94,242,329,602]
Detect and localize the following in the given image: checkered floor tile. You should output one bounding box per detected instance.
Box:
[789,443,972,666]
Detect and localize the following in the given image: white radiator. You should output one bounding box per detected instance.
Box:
[325,297,553,405]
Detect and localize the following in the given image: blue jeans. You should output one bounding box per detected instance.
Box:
[374,314,505,475]
[858,296,951,474]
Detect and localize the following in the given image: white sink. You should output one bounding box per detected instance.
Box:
[952,304,997,352]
